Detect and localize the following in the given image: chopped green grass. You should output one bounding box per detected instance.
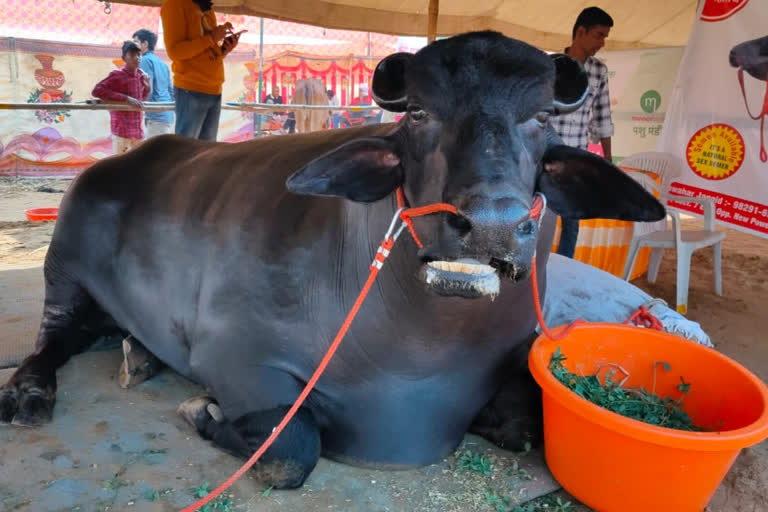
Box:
[190,483,234,512]
[456,450,493,476]
[549,348,703,431]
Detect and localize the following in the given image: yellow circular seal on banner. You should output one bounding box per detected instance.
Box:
[686,123,745,180]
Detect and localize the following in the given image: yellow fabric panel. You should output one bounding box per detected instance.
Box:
[551,217,650,281]
[574,244,651,281]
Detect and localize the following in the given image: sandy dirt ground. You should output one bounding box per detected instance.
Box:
[0,349,564,512]
[0,178,67,265]
[1,177,766,511]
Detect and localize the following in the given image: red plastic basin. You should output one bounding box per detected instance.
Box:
[25,207,59,221]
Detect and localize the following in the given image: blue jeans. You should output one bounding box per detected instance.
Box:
[174,87,221,141]
[331,114,350,129]
[557,218,579,258]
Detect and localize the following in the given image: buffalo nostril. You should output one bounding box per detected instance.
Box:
[516,219,536,237]
[447,212,472,236]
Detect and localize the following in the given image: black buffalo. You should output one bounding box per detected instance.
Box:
[730,34,768,81]
[0,32,664,489]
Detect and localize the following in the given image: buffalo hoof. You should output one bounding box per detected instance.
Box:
[119,335,164,389]
[472,415,543,452]
[0,387,18,424]
[253,459,307,490]
[0,381,55,427]
[177,396,224,431]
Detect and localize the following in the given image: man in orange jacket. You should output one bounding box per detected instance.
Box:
[160,0,244,140]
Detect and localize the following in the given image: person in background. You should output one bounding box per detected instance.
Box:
[327,89,349,129]
[160,0,244,140]
[281,90,296,134]
[264,85,284,107]
[262,85,288,133]
[92,41,151,155]
[349,83,382,125]
[550,6,615,259]
[353,83,370,105]
[132,28,175,137]
[264,85,285,119]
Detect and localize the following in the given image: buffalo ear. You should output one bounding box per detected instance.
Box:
[286,137,403,203]
[538,145,666,221]
[550,54,588,115]
[372,53,412,112]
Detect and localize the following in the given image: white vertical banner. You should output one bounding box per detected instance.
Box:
[599,47,685,161]
[660,0,768,238]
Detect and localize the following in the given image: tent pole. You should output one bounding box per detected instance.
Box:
[256,16,264,137]
[427,0,439,43]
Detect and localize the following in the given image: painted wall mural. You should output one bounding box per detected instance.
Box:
[28,54,73,124]
[1,0,398,177]
[0,38,251,176]
[0,37,395,177]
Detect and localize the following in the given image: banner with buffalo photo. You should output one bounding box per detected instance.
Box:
[659,0,768,238]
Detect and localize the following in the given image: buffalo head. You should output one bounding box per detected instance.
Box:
[730,35,768,81]
[286,31,664,298]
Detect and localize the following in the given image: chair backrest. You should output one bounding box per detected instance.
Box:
[617,151,684,192]
[624,169,662,197]
[621,167,670,238]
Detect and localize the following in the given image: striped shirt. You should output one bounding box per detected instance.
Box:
[550,55,614,150]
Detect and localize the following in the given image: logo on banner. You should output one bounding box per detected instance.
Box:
[686,123,745,180]
[701,0,749,22]
[640,90,661,113]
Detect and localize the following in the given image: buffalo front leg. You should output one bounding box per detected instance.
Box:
[469,340,544,451]
[178,396,321,489]
[0,271,101,426]
[469,370,543,451]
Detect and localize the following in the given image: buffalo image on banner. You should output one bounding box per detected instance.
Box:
[660,0,768,238]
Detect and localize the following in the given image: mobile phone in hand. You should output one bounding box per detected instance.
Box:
[222,30,247,51]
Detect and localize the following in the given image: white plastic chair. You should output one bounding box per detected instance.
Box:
[619,152,725,314]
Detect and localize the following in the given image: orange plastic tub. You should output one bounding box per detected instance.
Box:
[529,323,768,512]
[25,207,58,221]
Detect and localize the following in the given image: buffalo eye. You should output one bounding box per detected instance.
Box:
[408,106,427,122]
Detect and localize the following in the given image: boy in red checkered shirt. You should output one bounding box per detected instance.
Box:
[92,41,151,155]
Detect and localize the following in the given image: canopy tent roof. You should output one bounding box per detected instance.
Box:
[99,0,700,51]
[5,0,399,58]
